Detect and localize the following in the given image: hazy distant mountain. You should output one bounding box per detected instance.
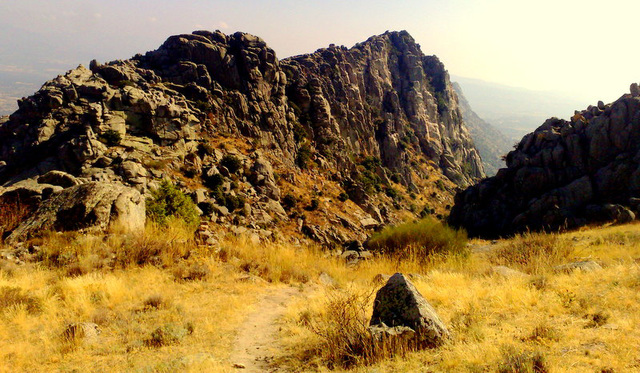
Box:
[452,76,589,142]
[453,82,511,176]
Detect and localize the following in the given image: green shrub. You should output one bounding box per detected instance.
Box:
[146,180,200,229]
[220,155,242,174]
[204,172,224,191]
[296,143,312,169]
[282,193,298,210]
[293,122,308,143]
[337,192,349,202]
[305,198,320,211]
[366,217,468,260]
[98,129,122,147]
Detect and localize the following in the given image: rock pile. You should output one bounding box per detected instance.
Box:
[450,84,640,237]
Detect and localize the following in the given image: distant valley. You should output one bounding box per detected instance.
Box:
[453,75,591,142]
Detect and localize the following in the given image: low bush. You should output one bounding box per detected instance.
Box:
[497,347,549,373]
[489,232,573,274]
[220,155,242,174]
[98,129,122,147]
[366,217,468,260]
[0,199,32,241]
[146,180,200,229]
[304,289,376,369]
[0,286,43,314]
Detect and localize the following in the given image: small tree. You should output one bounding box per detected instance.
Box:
[146,180,200,229]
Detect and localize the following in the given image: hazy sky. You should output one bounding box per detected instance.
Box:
[1,0,639,107]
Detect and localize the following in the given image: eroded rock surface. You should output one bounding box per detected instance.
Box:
[7,182,144,242]
[451,85,640,237]
[369,273,450,348]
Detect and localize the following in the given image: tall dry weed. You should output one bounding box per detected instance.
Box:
[489,232,573,274]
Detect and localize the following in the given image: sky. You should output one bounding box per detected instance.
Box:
[1,0,640,114]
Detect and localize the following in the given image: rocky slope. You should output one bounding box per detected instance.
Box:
[0,30,483,244]
[450,85,640,237]
[452,82,511,176]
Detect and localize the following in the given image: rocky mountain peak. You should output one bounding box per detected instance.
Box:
[0,30,483,245]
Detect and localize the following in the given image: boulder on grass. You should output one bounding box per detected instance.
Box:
[369,273,450,348]
[7,182,145,242]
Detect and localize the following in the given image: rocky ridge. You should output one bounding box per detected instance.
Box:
[0,30,483,244]
[450,85,640,237]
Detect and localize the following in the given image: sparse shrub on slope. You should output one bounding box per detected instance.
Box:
[366,217,468,260]
[489,232,573,274]
[146,180,200,229]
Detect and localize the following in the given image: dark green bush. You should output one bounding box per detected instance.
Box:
[146,180,200,229]
[296,143,312,169]
[204,172,224,191]
[220,155,242,174]
[282,193,298,210]
[98,129,122,147]
[337,192,349,202]
[366,217,468,260]
[305,198,320,211]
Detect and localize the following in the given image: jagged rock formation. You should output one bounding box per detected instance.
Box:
[450,84,640,237]
[452,82,511,176]
[0,30,483,243]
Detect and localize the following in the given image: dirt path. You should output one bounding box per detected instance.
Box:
[229,286,304,372]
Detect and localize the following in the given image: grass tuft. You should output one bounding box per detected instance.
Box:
[489,232,573,274]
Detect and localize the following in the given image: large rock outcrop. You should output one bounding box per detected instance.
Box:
[0,30,483,243]
[7,182,145,242]
[450,85,640,237]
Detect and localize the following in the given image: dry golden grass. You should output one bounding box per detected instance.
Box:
[2,220,640,372]
[277,222,640,372]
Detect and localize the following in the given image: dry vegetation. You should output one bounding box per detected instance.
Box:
[1,217,640,372]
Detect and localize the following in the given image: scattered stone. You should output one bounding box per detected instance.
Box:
[554,261,602,273]
[492,265,529,278]
[360,217,380,230]
[63,322,101,343]
[369,273,450,348]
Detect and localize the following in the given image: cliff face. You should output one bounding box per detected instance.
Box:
[0,30,482,188]
[283,31,484,187]
[0,30,483,244]
[452,82,511,176]
[450,86,640,237]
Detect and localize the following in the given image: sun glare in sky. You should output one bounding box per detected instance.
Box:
[1,0,639,105]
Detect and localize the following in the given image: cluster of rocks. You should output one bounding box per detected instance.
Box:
[450,84,640,237]
[0,29,484,243]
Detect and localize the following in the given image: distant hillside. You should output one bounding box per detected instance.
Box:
[453,76,589,142]
[453,82,511,176]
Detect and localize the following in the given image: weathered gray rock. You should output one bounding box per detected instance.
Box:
[370,273,450,348]
[63,322,101,343]
[492,265,529,278]
[554,260,602,273]
[249,156,281,201]
[36,170,81,188]
[7,182,145,242]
